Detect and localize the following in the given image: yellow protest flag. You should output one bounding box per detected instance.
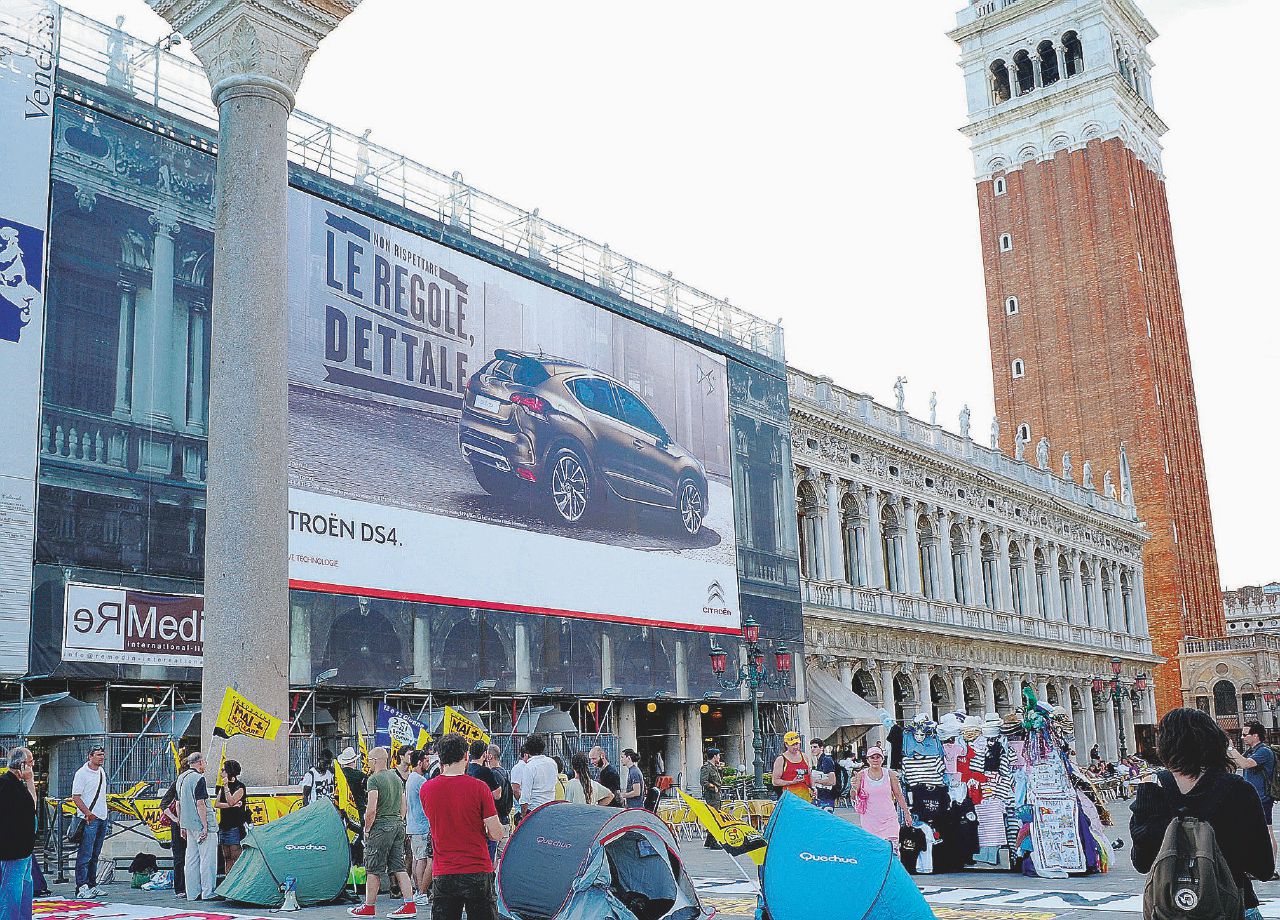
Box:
[169,740,182,776]
[358,733,370,774]
[678,790,767,864]
[213,687,282,741]
[442,706,490,745]
[333,760,362,843]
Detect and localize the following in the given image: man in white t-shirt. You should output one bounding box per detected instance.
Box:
[300,749,336,806]
[509,747,529,820]
[177,752,218,900]
[520,734,559,811]
[71,745,109,898]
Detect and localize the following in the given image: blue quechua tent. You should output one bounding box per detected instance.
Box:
[216,800,351,907]
[497,802,710,920]
[758,793,933,920]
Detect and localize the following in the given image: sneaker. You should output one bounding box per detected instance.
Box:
[76,885,94,899]
[414,894,430,906]
[90,886,107,897]
[348,906,376,917]
[387,904,417,918]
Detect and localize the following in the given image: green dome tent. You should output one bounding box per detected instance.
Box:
[217,800,351,907]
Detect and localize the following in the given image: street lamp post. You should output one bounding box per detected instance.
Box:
[708,615,791,799]
[1092,657,1147,761]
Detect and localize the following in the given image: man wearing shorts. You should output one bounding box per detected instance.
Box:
[349,747,415,917]
[404,751,432,906]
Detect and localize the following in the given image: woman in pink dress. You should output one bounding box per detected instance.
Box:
[856,746,911,850]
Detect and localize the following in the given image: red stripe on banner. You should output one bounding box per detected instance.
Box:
[288,579,741,634]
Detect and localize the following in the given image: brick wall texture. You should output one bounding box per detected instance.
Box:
[976,138,1223,715]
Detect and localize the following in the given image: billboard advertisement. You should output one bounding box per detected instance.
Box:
[287,191,740,634]
[61,582,204,668]
[0,0,57,678]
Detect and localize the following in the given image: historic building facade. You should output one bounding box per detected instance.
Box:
[790,369,1160,760]
[1180,584,1280,741]
[950,0,1224,713]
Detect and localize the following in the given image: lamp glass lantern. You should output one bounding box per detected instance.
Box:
[742,616,760,646]
[1134,673,1148,692]
[1110,657,1123,677]
[1091,676,1104,694]
[709,647,728,675]
[775,645,792,674]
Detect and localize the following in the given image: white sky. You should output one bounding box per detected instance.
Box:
[70,0,1278,589]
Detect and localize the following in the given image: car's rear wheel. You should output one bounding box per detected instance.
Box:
[676,477,704,536]
[472,461,518,498]
[547,446,591,524]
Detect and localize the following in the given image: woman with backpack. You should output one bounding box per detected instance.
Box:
[1131,707,1274,920]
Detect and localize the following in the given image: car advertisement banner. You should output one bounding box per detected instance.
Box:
[61,582,204,668]
[0,0,57,678]
[287,191,740,634]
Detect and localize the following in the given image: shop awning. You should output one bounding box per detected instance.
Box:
[514,706,579,736]
[149,704,202,739]
[804,668,882,741]
[0,692,105,738]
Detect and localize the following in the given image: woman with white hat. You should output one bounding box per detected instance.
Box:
[854,747,911,850]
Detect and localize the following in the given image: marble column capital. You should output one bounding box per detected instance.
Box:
[149,210,182,240]
[148,0,360,107]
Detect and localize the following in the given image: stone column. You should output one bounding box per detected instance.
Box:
[601,633,614,690]
[619,702,639,753]
[1077,681,1096,755]
[1026,537,1042,618]
[838,661,854,689]
[1134,567,1151,635]
[824,475,844,582]
[997,529,1014,612]
[903,499,921,596]
[1037,677,1049,703]
[187,300,208,433]
[685,704,703,789]
[880,664,897,725]
[865,489,885,590]
[112,280,135,418]
[968,519,984,608]
[952,670,966,715]
[515,621,532,693]
[1120,690,1137,756]
[1102,696,1119,760]
[983,673,997,715]
[151,0,361,781]
[1070,550,1086,627]
[1090,558,1106,630]
[916,668,932,720]
[146,210,179,426]
[937,510,956,603]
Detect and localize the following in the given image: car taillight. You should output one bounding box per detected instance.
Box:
[516,468,537,482]
[510,393,545,413]
[466,373,479,392]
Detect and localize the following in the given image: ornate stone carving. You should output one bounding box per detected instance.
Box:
[147,0,359,100]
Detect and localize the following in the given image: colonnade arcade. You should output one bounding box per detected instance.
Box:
[795,469,1148,638]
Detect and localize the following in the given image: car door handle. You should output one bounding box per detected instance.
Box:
[633,439,647,449]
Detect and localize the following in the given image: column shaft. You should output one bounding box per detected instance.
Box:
[201,83,293,781]
[983,673,997,715]
[147,214,177,426]
[825,477,844,582]
[997,529,1014,612]
[937,511,956,603]
[903,500,921,596]
[113,281,135,418]
[866,490,885,590]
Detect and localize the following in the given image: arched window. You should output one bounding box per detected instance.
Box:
[1063,31,1085,77]
[1013,50,1035,96]
[993,176,1007,196]
[893,671,916,723]
[1038,40,1060,86]
[999,233,1013,252]
[1017,423,1031,443]
[980,532,998,610]
[796,479,825,580]
[1012,359,1025,379]
[1058,554,1074,623]
[990,59,1011,104]
[918,514,939,600]
[964,676,984,713]
[1213,680,1238,717]
[1035,548,1053,619]
[993,678,1011,713]
[1005,295,1019,315]
[881,504,904,593]
[841,494,867,586]
[1010,541,1026,615]
[929,673,950,721]
[853,670,880,706]
[950,523,970,604]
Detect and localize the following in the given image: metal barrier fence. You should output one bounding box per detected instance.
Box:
[51,733,176,797]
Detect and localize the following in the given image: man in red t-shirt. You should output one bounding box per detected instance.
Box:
[419,732,504,920]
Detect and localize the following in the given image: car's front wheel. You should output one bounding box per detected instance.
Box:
[547,446,591,525]
[472,461,518,498]
[676,477,704,536]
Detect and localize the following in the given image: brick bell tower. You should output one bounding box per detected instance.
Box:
[950,0,1224,715]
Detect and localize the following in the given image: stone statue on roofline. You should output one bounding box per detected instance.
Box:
[1036,436,1050,471]
[894,377,907,412]
[1062,451,1072,481]
[990,416,1000,450]
[1104,470,1116,499]
[1014,428,1028,461]
[1082,459,1095,491]
[959,404,971,439]
[929,392,937,426]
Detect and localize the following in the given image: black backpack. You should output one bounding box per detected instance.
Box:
[493,766,514,820]
[832,762,851,800]
[1142,771,1243,920]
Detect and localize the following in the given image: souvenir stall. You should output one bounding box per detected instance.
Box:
[880,690,1114,879]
